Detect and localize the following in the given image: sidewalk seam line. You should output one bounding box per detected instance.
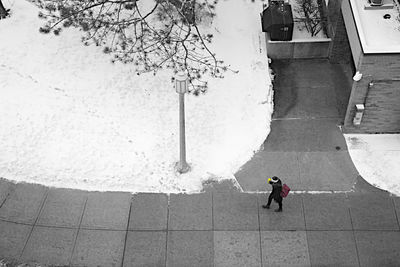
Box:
[165,194,170,266]
[347,193,362,267]
[257,195,263,267]
[19,187,49,259]
[0,218,34,226]
[0,189,9,209]
[301,194,307,230]
[0,198,5,209]
[301,195,312,265]
[391,198,400,230]
[69,195,88,265]
[211,192,214,231]
[0,182,16,210]
[211,192,215,267]
[296,152,302,186]
[121,197,133,267]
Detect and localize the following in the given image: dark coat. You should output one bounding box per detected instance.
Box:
[269,179,282,201]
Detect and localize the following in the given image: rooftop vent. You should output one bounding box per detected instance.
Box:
[369,0,383,6]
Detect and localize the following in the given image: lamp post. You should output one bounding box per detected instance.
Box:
[175,72,190,173]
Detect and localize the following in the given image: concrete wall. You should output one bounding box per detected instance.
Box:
[344,54,400,133]
[327,0,343,36]
[340,0,362,67]
[266,34,331,59]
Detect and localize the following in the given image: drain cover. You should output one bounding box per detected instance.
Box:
[383,14,391,19]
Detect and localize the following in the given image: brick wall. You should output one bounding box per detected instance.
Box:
[327,0,343,34]
[327,0,352,64]
[344,54,400,133]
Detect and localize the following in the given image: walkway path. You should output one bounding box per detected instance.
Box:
[1,59,400,266]
[236,59,358,192]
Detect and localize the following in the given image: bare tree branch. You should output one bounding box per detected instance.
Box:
[34,0,234,94]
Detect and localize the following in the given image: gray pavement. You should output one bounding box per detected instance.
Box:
[2,59,400,266]
[1,183,400,266]
[236,59,356,192]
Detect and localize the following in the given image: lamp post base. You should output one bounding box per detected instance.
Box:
[175,161,191,174]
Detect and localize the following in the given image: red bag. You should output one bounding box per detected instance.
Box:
[280,184,290,198]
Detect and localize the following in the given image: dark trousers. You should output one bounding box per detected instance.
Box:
[267,193,282,209]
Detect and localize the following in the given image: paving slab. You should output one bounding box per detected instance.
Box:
[274,85,339,119]
[168,193,212,230]
[166,231,213,267]
[299,152,358,191]
[259,194,305,230]
[355,231,400,267]
[21,226,76,266]
[235,151,301,192]
[261,231,310,267]
[81,191,131,230]
[0,183,47,224]
[271,59,351,91]
[348,194,399,230]
[310,120,348,151]
[0,178,15,207]
[70,229,125,267]
[303,193,352,230]
[263,120,306,152]
[0,220,32,259]
[295,86,339,119]
[129,193,168,230]
[307,231,359,267]
[213,193,259,230]
[264,120,345,152]
[123,231,166,267]
[214,231,261,267]
[37,188,87,228]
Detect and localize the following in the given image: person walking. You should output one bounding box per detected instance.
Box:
[262,176,283,212]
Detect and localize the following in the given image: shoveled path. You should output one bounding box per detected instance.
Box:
[1,59,400,266]
[236,59,358,192]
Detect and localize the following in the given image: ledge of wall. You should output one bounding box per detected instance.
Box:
[265,34,331,59]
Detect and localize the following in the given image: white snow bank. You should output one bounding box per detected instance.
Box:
[0,0,273,193]
[345,134,400,196]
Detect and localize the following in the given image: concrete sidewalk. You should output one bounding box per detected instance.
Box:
[1,179,400,267]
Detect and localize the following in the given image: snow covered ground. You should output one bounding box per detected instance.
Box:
[345,134,400,196]
[0,0,273,193]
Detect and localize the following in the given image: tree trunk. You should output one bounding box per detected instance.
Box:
[0,0,9,19]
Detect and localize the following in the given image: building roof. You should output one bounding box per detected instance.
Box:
[349,0,400,53]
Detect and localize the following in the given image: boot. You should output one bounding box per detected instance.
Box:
[262,204,270,209]
[274,208,282,212]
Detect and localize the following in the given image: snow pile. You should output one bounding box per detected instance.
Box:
[0,0,273,193]
[345,134,400,196]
